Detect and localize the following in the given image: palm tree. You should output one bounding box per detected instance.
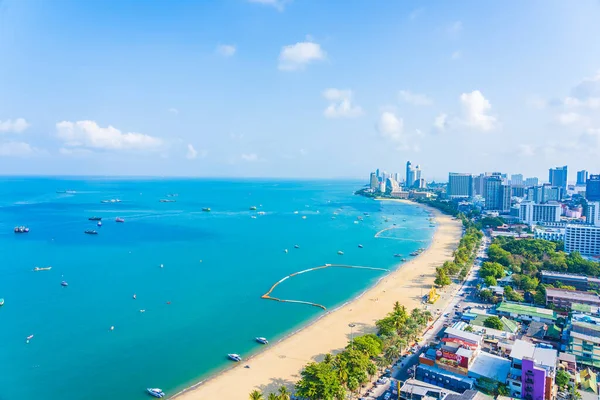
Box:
[267,394,278,400]
[323,353,334,365]
[277,386,291,400]
[334,357,349,386]
[384,345,400,366]
[375,356,388,374]
[249,389,263,400]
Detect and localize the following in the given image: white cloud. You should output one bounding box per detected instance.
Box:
[0,141,37,156]
[278,41,326,71]
[459,90,498,131]
[241,153,259,162]
[448,21,463,34]
[451,51,461,60]
[399,90,433,106]
[322,88,363,118]
[56,120,163,151]
[377,112,404,141]
[186,144,198,159]
[556,112,582,125]
[216,44,236,57]
[59,147,93,157]
[564,96,600,109]
[168,108,179,115]
[248,0,289,11]
[571,70,600,99]
[433,113,449,131]
[299,148,307,156]
[0,118,30,133]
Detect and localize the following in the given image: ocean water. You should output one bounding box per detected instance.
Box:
[0,178,434,400]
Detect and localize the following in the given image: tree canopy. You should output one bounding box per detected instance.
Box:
[483,316,504,330]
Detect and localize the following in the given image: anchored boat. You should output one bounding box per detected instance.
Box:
[255,337,268,344]
[228,353,242,362]
[146,388,165,398]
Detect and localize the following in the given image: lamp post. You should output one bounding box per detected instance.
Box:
[349,323,356,349]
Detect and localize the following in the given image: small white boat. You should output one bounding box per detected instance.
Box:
[294,245,299,249]
[354,221,359,224]
[255,337,268,344]
[110,326,114,331]
[284,249,288,253]
[358,244,363,248]
[257,211,266,215]
[140,309,146,313]
[147,388,165,398]
[293,211,299,214]
[337,251,344,255]
[133,294,137,300]
[97,221,102,227]
[228,353,242,362]
[301,216,307,219]
[26,334,34,343]
[160,264,164,268]
[251,216,257,219]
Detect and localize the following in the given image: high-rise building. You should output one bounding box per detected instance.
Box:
[370,172,378,190]
[376,169,380,179]
[586,201,600,227]
[587,175,600,201]
[577,170,589,185]
[404,161,420,187]
[519,201,562,224]
[511,174,524,186]
[394,173,401,183]
[525,177,539,187]
[447,173,473,198]
[378,180,386,193]
[405,161,415,188]
[485,176,510,211]
[414,165,422,183]
[473,174,485,196]
[549,166,568,190]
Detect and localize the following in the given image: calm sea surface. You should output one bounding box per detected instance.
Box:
[0,178,434,400]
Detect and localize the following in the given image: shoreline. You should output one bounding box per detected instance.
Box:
[171,201,463,399]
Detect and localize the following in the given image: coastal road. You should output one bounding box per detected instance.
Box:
[391,235,489,384]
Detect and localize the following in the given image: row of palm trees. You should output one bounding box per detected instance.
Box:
[249,385,291,400]
[248,303,432,399]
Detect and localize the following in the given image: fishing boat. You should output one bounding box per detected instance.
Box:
[33,267,52,272]
[255,337,268,344]
[133,294,137,300]
[284,249,288,253]
[249,206,257,210]
[358,244,363,248]
[61,281,68,287]
[228,353,242,362]
[88,217,102,221]
[410,251,419,257]
[337,251,344,255]
[26,334,33,343]
[146,388,165,398]
[159,199,176,203]
[84,230,98,235]
[202,207,211,212]
[97,221,102,227]
[14,226,29,233]
[294,244,299,249]
[0,298,4,306]
[394,254,403,258]
[116,217,125,223]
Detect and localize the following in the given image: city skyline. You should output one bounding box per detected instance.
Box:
[2,1,600,178]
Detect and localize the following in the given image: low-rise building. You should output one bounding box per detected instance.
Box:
[496,302,557,324]
[545,288,600,310]
[540,271,600,292]
[564,224,600,256]
[567,314,600,368]
[399,379,459,400]
[534,227,565,242]
[416,364,476,393]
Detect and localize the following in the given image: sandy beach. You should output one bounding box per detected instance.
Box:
[172,200,463,399]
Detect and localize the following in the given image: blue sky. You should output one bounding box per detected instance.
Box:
[1,0,600,180]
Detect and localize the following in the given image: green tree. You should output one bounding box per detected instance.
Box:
[267,394,278,400]
[384,345,400,366]
[495,383,510,397]
[366,362,377,381]
[555,370,570,389]
[464,325,474,332]
[504,286,524,302]
[484,276,497,286]
[249,390,263,400]
[479,289,494,302]
[480,262,506,279]
[434,267,452,287]
[483,316,503,330]
[295,362,345,400]
[277,386,291,400]
[348,334,383,358]
[323,353,333,365]
[347,377,359,396]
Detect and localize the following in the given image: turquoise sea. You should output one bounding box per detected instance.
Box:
[0,178,434,400]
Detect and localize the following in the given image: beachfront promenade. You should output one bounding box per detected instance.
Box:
[172,203,463,400]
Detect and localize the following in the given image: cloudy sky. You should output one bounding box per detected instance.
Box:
[1,0,600,181]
